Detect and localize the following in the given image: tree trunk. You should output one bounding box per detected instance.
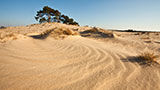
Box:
[48,15,51,22]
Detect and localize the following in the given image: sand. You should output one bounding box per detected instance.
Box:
[0,23,160,90]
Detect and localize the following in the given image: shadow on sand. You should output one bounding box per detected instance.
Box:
[29,28,55,39]
[80,28,114,38]
[29,34,49,39]
[121,56,159,67]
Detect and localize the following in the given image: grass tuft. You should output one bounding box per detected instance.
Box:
[137,52,159,66]
[50,28,79,39]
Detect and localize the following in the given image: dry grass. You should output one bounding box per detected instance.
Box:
[50,28,79,39]
[27,27,79,39]
[40,29,54,36]
[137,52,159,66]
[88,27,99,33]
[0,32,18,43]
[80,27,114,38]
[59,28,77,35]
[56,28,79,35]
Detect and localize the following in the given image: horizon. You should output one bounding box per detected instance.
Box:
[0,0,160,31]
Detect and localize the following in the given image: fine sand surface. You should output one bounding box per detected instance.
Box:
[0,23,160,90]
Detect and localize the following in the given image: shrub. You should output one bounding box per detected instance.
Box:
[0,26,6,29]
[50,28,79,39]
[137,52,159,66]
[125,29,134,32]
[63,29,74,35]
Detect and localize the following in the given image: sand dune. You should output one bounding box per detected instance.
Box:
[0,23,160,90]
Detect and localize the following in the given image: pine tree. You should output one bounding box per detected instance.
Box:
[35,6,79,26]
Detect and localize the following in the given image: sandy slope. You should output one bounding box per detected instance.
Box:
[0,23,160,90]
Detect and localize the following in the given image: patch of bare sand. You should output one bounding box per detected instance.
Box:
[0,23,160,90]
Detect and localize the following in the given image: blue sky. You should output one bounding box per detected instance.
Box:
[0,0,160,31]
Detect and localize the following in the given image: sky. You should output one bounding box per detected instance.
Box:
[0,0,160,31]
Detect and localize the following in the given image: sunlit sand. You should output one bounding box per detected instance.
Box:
[0,23,160,90]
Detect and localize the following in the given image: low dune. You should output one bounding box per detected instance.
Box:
[0,23,160,90]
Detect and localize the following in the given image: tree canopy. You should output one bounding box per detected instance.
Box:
[35,6,79,26]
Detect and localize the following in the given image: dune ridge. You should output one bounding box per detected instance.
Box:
[0,23,160,90]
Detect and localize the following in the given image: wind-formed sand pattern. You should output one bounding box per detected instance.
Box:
[0,23,160,90]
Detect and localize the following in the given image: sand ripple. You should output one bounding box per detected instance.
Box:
[0,36,160,90]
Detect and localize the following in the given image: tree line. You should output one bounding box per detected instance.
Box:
[35,6,79,26]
